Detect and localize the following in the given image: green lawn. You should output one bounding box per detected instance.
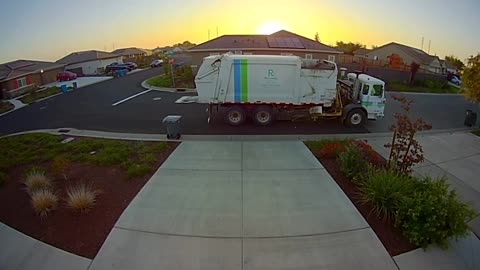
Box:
[146,75,172,88]
[0,101,14,114]
[147,71,195,88]
[0,133,169,181]
[388,81,459,94]
[19,87,61,104]
[472,129,480,137]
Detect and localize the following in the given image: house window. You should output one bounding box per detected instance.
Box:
[209,53,220,56]
[17,77,27,88]
[234,50,242,55]
[305,54,313,59]
[328,55,336,62]
[243,52,253,55]
[281,53,293,56]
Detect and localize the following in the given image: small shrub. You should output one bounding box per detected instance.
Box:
[337,145,367,180]
[51,156,71,178]
[0,171,6,186]
[359,168,417,220]
[352,140,383,166]
[305,139,351,158]
[25,169,52,194]
[31,189,58,217]
[395,176,476,249]
[126,164,151,179]
[66,183,98,213]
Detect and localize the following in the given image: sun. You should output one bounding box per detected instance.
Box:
[257,22,285,35]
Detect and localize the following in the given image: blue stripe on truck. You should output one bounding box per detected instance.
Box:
[233,59,241,102]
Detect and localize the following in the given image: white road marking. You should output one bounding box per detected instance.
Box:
[112,90,151,106]
[153,97,162,101]
[175,96,199,104]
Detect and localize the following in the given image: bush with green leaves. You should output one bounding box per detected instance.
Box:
[359,168,417,220]
[337,145,367,181]
[395,176,475,249]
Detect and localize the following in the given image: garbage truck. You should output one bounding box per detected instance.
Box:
[194,53,386,127]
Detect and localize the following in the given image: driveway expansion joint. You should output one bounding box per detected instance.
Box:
[113,225,371,240]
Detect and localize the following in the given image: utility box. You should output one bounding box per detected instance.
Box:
[163,115,182,139]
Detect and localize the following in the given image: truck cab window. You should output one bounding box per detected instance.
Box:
[372,85,384,96]
[362,84,370,95]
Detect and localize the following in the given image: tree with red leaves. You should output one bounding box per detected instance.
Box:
[385,95,432,174]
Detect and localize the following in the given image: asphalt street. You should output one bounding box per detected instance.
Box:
[0,69,476,136]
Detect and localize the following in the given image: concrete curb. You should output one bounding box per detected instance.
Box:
[386,91,463,96]
[141,78,197,93]
[2,127,472,142]
[0,100,27,117]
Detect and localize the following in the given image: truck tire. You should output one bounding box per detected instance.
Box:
[345,108,366,128]
[252,106,274,126]
[225,106,246,126]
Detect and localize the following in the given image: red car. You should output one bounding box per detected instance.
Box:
[57,71,77,81]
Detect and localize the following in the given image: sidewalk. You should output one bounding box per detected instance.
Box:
[0,223,91,270]
[366,132,480,270]
[89,141,396,270]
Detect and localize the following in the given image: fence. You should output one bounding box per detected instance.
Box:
[338,63,447,83]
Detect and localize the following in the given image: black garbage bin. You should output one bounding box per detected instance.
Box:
[163,115,182,139]
[465,110,477,127]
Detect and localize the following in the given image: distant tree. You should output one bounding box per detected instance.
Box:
[174,41,197,49]
[371,45,379,50]
[445,55,465,73]
[335,41,366,55]
[462,54,480,104]
[314,32,320,43]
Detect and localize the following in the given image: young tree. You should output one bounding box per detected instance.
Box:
[445,55,465,73]
[385,95,432,174]
[409,62,420,85]
[314,32,320,43]
[463,54,480,104]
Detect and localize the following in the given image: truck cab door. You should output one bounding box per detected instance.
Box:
[360,83,385,119]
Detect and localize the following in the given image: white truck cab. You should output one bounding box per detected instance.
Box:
[355,74,386,120]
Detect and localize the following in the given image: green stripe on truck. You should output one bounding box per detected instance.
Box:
[240,59,248,102]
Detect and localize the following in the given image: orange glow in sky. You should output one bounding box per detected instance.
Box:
[0,0,479,63]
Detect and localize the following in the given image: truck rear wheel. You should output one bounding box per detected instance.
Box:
[253,106,274,126]
[225,106,246,126]
[345,108,366,128]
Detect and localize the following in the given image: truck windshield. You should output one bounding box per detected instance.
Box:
[372,85,384,96]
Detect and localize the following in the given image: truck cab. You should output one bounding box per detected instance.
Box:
[355,74,386,120]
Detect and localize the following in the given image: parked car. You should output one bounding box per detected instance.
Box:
[57,71,77,81]
[105,65,129,75]
[124,62,138,70]
[451,76,461,86]
[150,59,164,67]
[106,63,133,71]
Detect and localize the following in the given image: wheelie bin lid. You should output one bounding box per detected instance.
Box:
[162,115,182,123]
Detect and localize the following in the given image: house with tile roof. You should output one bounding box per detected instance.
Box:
[0,60,66,98]
[188,30,342,68]
[366,42,444,74]
[57,50,123,76]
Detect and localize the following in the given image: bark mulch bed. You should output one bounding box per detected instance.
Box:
[316,156,417,256]
[0,142,178,259]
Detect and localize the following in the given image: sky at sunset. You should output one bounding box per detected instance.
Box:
[0,0,479,63]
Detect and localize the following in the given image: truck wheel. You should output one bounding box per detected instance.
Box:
[346,109,366,128]
[253,106,274,126]
[225,106,246,126]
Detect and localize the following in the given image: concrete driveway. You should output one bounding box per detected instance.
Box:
[89,141,396,270]
[42,76,112,89]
